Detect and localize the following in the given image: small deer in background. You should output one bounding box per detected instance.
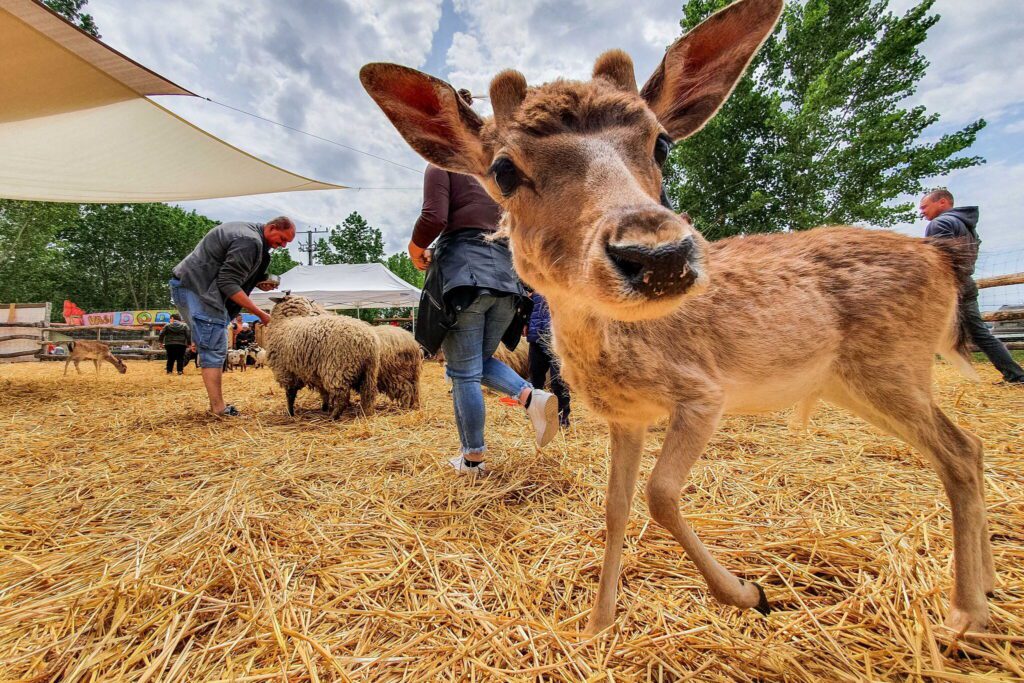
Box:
[362,0,993,636]
[63,340,127,375]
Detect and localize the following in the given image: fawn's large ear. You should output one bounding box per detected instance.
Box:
[641,0,782,141]
[360,63,489,176]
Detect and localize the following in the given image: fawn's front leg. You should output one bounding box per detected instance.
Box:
[583,421,646,636]
[646,403,770,614]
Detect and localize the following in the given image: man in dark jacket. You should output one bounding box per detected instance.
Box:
[920,189,1023,383]
[159,313,191,375]
[169,216,296,414]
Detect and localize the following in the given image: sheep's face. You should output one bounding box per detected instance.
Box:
[269,296,321,322]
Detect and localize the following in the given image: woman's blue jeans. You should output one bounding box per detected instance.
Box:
[442,293,531,456]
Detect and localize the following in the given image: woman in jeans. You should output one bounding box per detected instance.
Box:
[412,116,558,474]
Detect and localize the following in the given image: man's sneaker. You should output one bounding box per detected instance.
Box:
[526,389,559,448]
[448,454,488,476]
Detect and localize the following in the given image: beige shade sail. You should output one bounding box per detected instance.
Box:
[0,0,344,202]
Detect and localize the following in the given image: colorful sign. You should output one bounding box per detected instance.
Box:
[78,309,175,326]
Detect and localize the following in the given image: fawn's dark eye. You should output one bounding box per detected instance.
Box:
[654,134,673,167]
[490,157,521,196]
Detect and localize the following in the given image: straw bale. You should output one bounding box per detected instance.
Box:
[0,359,1021,681]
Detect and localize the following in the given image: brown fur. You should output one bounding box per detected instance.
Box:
[63,340,127,376]
[372,325,422,410]
[361,0,992,637]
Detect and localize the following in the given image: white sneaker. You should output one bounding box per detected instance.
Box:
[526,389,559,448]
[448,454,488,475]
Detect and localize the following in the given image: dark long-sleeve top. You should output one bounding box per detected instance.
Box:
[411,165,502,249]
[924,206,981,273]
[172,222,271,318]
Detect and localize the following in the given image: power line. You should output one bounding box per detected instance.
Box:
[201,96,425,175]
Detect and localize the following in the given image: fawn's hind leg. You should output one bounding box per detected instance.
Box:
[823,373,990,632]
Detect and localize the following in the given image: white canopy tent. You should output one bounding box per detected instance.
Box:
[250,263,421,311]
[0,0,343,202]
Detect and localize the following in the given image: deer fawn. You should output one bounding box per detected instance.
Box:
[63,340,128,376]
[361,0,992,636]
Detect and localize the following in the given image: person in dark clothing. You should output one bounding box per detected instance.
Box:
[234,323,255,349]
[526,292,571,427]
[411,102,559,474]
[170,217,296,415]
[920,189,1024,384]
[159,313,191,375]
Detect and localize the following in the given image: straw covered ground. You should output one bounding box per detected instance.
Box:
[0,358,1021,681]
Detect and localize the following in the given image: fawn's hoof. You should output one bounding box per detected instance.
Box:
[751,582,772,616]
[943,606,989,636]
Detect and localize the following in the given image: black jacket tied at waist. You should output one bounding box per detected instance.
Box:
[415,229,531,355]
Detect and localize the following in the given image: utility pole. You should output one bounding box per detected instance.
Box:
[296,227,328,265]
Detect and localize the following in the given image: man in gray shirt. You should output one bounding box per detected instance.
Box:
[170,216,296,415]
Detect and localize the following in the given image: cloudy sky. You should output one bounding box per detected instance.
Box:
[87,0,1023,307]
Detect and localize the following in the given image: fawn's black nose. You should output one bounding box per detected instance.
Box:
[606,236,697,297]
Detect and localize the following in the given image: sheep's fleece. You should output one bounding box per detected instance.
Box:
[372,325,422,409]
[266,296,379,418]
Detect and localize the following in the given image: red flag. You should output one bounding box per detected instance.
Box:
[63,300,85,325]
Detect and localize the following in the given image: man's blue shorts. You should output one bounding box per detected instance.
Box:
[169,278,229,369]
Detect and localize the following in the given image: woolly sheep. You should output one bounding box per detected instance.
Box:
[266,296,379,418]
[226,349,248,372]
[371,325,422,409]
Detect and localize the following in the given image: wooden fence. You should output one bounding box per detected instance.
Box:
[3,271,1022,362]
[977,271,1024,350]
[0,303,51,362]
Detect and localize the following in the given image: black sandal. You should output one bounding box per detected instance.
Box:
[211,404,241,417]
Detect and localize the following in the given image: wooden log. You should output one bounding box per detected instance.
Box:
[971,342,1024,352]
[0,321,46,328]
[0,334,44,342]
[0,348,42,359]
[982,309,1024,323]
[976,272,1024,289]
[36,339,152,347]
[44,324,150,331]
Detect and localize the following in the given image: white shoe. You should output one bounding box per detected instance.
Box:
[526,389,559,448]
[448,454,488,475]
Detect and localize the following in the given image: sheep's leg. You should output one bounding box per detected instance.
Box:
[329,389,350,419]
[647,403,769,613]
[359,380,377,417]
[319,388,330,412]
[74,360,82,375]
[286,385,300,417]
[584,422,646,636]
[63,359,71,376]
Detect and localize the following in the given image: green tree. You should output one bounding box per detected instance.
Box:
[57,204,215,312]
[314,212,385,265]
[269,248,300,276]
[0,200,79,310]
[44,0,100,37]
[384,252,425,289]
[376,252,424,322]
[665,0,984,239]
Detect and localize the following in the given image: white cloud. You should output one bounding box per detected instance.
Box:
[889,0,1024,128]
[86,0,1024,270]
